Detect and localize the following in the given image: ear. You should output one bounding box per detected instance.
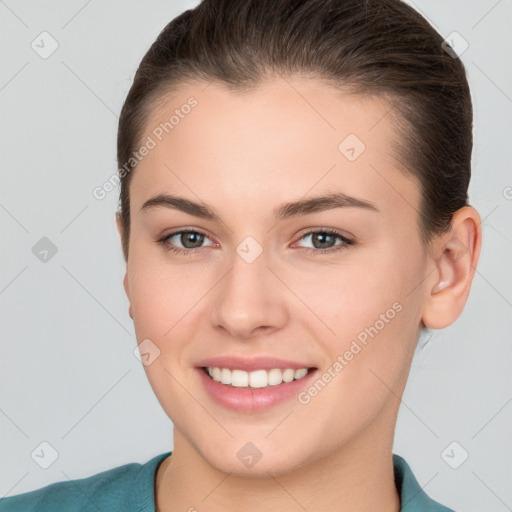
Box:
[116,213,133,318]
[116,211,127,258]
[115,211,123,240]
[421,206,482,329]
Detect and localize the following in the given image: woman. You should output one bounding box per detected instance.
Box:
[0,0,482,510]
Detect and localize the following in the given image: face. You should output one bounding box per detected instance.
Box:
[121,77,429,476]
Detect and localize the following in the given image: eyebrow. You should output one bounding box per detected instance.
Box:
[140,191,378,222]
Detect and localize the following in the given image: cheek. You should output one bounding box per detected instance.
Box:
[128,257,206,332]
[301,242,423,393]
[127,267,191,391]
[292,244,422,342]
[127,263,202,417]
[293,271,420,446]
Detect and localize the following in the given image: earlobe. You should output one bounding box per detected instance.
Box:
[421,206,482,330]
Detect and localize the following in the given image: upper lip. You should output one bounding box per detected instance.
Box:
[196,356,316,372]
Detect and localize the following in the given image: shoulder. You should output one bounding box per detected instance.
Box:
[393,454,456,512]
[0,452,170,512]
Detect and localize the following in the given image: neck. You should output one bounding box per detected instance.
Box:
[156,418,401,512]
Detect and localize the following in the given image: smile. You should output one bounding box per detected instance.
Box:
[204,366,310,388]
[197,364,318,412]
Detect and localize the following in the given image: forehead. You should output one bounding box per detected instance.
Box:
[130,77,420,222]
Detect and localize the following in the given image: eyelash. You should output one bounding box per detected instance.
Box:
[157,228,355,257]
[299,229,355,255]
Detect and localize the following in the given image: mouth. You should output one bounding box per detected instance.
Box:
[202,366,316,389]
[195,355,319,412]
[196,357,319,412]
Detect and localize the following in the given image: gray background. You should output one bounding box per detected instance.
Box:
[1,1,511,510]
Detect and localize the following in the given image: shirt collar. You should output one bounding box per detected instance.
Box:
[393,454,454,511]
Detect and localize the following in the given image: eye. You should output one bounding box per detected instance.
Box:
[157,228,355,257]
[157,229,217,255]
[294,229,354,255]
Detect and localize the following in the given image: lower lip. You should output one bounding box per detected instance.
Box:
[197,368,317,413]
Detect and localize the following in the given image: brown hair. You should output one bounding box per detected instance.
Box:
[116,0,472,262]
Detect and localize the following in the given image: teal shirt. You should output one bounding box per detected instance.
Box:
[0,452,455,511]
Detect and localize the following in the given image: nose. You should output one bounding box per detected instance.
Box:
[209,251,288,340]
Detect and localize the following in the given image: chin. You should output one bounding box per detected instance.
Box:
[212,455,302,478]
[196,439,311,478]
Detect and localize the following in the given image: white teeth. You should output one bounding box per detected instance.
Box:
[268,368,283,386]
[294,368,308,379]
[220,368,232,385]
[206,367,310,388]
[282,368,295,383]
[249,370,268,388]
[231,369,248,387]
[212,367,221,382]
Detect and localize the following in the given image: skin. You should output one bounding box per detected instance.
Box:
[116,76,481,512]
